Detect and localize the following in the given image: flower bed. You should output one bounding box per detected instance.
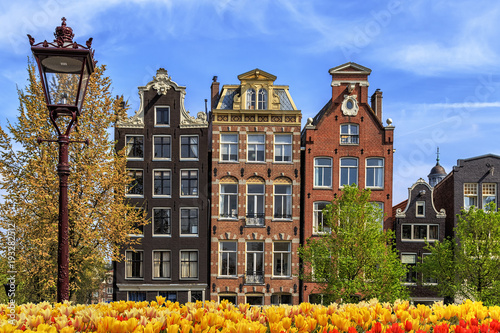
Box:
[1,298,500,333]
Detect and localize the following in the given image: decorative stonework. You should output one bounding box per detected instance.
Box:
[285,116,296,123]
[271,115,282,122]
[231,115,242,122]
[341,94,359,116]
[217,115,228,121]
[245,115,255,122]
[258,115,269,122]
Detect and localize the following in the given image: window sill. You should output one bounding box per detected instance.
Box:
[401,239,437,242]
[180,158,199,161]
[339,143,359,146]
[219,218,239,221]
[152,158,172,161]
[154,124,171,127]
[180,195,199,198]
[219,160,239,163]
[153,195,172,198]
[180,278,199,281]
[126,195,144,199]
[180,234,199,237]
[217,276,239,279]
[126,158,144,161]
[272,161,293,164]
[125,278,144,281]
[272,219,293,222]
[313,186,333,190]
[128,234,144,237]
[152,278,172,281]
[152,235,172,237]
[366,187,384,190]
[271,276,292,280]
[246,161,266,164]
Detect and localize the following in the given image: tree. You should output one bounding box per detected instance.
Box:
[299,185,408,303]
[419,203,500,305]
[0,61,147,303]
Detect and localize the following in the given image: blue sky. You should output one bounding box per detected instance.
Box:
[1,0,500,204]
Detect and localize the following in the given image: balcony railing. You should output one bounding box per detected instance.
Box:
[245,270,264,284]
[220,212,238,219]
[245,213,265,226]
[273,213,292,220]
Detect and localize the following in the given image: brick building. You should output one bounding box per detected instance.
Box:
[114,69,210,302]
[300,62,395,303]
[209,69,302,305]
[393,178,446,304]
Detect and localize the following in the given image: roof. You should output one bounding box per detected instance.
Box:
[428,162,447,176]
[392,200,408,218]
[329,62,372,75]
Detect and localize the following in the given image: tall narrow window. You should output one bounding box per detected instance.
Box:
[180,251,198,279]
[153,251,171,279]
[153,136,171,159]
[464,183,478,209]
[125,251,143,279]
[220,183,238,218]
[181,170,198,197]
[258,89,267,109]
[219,242,237,276]
[180,208,198,235]
[482,183,496,209]
[125,135,144,159]
[155,106,170,126]
[340,158,358,187]
[246,242,264,284]
[340,124,359,144]
[274,134,292,162]
[153,208,171,236]
[246,89,256,109]
[273,242,291,277]
[247,134,265,162]
[274,184,292,220]
[127,169,143,196]
[153,170,171,196]
[246,184,265,226]
[221,134,238,162]
[416,201,425,217]
[401,253,417,284]
[181,136,199,159]
[314,157,332,187]
[366,158,384,188]
[313,202,331,234]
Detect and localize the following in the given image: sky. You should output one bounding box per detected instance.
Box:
[1,0,500,204]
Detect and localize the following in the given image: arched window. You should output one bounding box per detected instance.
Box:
[246,89,256,109]
[258,89,267,109]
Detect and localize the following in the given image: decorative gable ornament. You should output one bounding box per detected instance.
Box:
[151,68,172,95]
[341,94,359,116]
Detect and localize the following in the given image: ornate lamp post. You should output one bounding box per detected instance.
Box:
[28,18,95,302]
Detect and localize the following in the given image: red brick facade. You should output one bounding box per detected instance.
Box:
[300,63,394,303]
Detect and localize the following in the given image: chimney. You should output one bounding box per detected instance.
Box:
[211,76,220,111]
[371,89,383,122]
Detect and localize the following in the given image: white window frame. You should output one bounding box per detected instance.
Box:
[220,133,239,162]
[126,169,144,198]
[273,184,292,220]
[401,224,439,242]
[125,250,143,280]
[180,135,199,160]
[180,169,199,197]
[247,133,265,162]
[372,202,385,230]
[365,157,384,189]
[313,201,331,234]
[246,88,256,109]
[340,124,359,145]
[152,135,171,160]
[153,169,171,197]
[416,201,425,217]
[219,241,237,277]
[152,207,171,237]
[273,242,291,277]
[220,183,238,219]
[401,253,417,285]
[154,105,170,127]
[180,207,199,236]
[180,250,199,280]
[152,250,171,280]
[464,183,478,210]
[314,157,332,188]
[257,89,267,110]
[125,135,144,160]
[340,158,358,187]
[246,242,264,284]
[482,183,497,209]
[274,134,292,163]
[246,183,265,226]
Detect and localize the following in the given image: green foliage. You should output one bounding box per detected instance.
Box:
[419,203,500,305]
[299,185,409,303]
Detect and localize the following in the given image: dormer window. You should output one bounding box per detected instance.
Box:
[246,89,256,109]
[258,89,267,109]
[246,88,267,110]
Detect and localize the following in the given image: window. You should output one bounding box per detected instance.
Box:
[180,251,198,279]
[464,183,478,209]
[247,295,264,306]
[340,158,358,187]
[219,241,237,276]
[246,89,256,109]
[258,89,267,109]
[219,294,237,304]
[314,157,332,187]
[191,291,203,302]
[247,134,265,162]
[180,136,199,159]
[159,291,177,302]
[153,136,171,159]
[366,158,384,188]
[313,202,331,234]
[128,291,146,301]
[401,224,439,241]
[340,124,359,144]
[422,254,438,284]
[246,184,265,226]
[271,294,292,305]
[126,169,143,196]
[153,251,171,279]
[153,170,171,196]
[274,184,292,220]
[181,170,198,197]
[221,134,238,162]
[401,253,417,284]
[482,183,496,208]
[125,135,143,159]
[155,106,170,126]
[274,134,292,162]
[153,208,171,236]
[273,242,291,277]
[125,251,143,279]
[180,208,198,235]
[246,242,264,284]
[107,287,113,294]
[220,183,238,219]
[416,201,425,217]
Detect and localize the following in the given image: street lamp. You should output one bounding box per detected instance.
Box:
[28,17,95,302]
